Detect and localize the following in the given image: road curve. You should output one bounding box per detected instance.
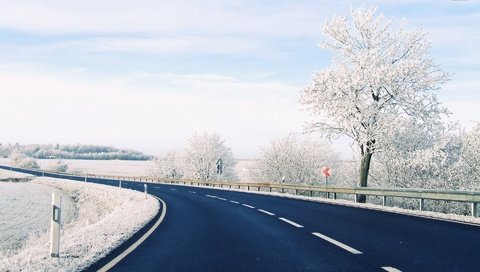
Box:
[1,166,479,271]
[93,180,479,272]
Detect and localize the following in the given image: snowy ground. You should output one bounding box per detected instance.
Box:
[0,175,159,272]
[0,182,76,253]
[0,168,33,181]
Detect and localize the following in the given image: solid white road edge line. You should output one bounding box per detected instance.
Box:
[279,217,304,228]
[382,266,402,272]
[312,232,362,255]
[242,204,255,209]
[258,209,275,216]
[98,196,167,272]
[230,200,240,204]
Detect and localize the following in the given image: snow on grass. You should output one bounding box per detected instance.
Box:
[0,183,75,253]
[0,177,159,272]
[0,169,34,181]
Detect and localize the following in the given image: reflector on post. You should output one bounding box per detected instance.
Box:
[50,192,61,257]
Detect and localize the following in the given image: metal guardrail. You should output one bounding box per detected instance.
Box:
[0,164,478,217]
[83,173,480,217]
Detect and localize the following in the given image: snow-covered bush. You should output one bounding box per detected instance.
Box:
[152,132,237,181]
[184,131,237,181]
[369,121,480,215]
[47,160,69,173]
[248,135,339,185]
[10,154,40,170]
[151,150,184,179]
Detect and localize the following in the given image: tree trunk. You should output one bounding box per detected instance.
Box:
[356,152,373,203]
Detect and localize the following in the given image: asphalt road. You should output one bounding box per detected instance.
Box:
[2,165,479,271]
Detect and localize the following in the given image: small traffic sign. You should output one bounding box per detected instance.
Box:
[322,167,332,177]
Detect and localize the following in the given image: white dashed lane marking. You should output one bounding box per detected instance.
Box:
[382,267,401,272]
[312,232,362,255]
[258,209,275,216]
[229,200,240,204]
[188,191,197,194]
[217,197,227,201]
[242,204,255,209]
[279,217,303,228]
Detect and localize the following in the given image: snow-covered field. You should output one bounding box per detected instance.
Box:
[0,158,254,181]
[0,182,76,253]
[0,171,159,272]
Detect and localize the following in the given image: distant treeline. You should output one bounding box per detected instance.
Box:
[0,143,152,160]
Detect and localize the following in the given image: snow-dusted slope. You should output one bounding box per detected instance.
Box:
[0,177,159,272]
[0,169,33,181]
[0,183,75,252]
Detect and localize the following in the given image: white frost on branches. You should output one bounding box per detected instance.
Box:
[184,132,237,181]
[248,135,338,184]
[300,6,449,189]
[152,132,238,181]
[151,150,184,179]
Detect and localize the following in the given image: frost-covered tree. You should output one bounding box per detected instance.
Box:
[152,150,184,179]
[370,119,462,190]
[300,7,449,202]
[184,132,237,181]
[450,124,480,190]
[248,135,338,184]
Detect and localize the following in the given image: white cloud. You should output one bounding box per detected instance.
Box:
[52,36,265,56]
[0,70,307,158]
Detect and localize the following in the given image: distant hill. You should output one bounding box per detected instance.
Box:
[0,143,152,160]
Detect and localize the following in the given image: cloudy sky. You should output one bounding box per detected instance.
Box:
[0,0,478,158]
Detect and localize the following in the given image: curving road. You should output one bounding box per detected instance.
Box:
[1,166,479,272]
[91,179,480,272]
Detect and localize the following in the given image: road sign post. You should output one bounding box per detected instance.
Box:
[322,167,332,198]
[216,158,223,175]
[50,192,61,257]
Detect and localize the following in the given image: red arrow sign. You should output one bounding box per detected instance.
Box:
[322,167,332,177]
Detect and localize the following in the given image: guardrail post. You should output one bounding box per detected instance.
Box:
[282,188,285,193]
[295,189,298,195]
[50,193,61,257]
[472,203,478,217]
[382,196,387,206]
[258,186,260,191]
[420,199,425,211]
[247,185,250,190]
[354,194,358,203]
[333,193,337,200]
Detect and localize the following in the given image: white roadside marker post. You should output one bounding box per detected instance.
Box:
[144,184,147,199]
[50,192,61,257]
[119,180,122,188]
[85,174,87,182]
